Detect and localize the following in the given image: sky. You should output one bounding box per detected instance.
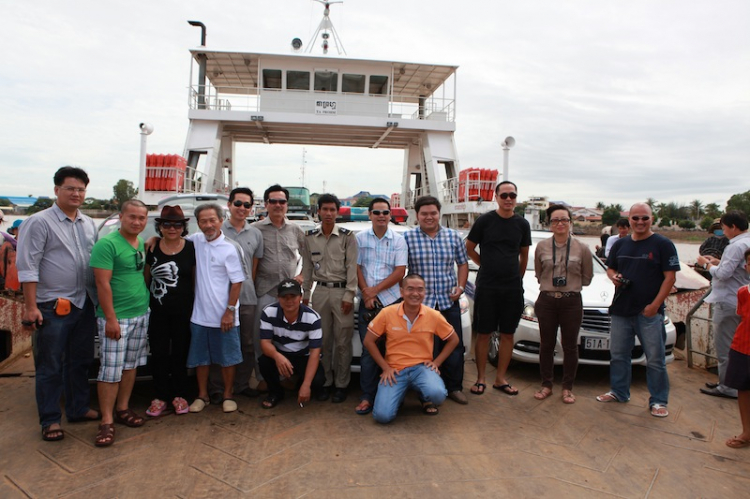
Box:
[2,0,749,210]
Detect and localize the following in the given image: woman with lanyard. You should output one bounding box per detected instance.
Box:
[533,204,593,404]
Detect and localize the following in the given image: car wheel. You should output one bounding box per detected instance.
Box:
[488,332,500,367]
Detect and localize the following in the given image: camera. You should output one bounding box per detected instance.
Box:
[617,276,632,289]
[552,276,567,287]
[361,299,384,324]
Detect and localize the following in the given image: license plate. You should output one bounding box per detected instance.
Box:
[583,337,609,350]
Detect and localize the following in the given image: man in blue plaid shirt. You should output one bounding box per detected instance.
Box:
[404,196,469,404]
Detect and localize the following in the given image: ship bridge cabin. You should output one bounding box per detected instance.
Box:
[141,48,480,226]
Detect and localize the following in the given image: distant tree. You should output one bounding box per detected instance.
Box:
[704,202,722,219]
[353,196,374,208]
[690,199,703,220]
[514,203,527,217]
[595,201,605,210]
[700,216,715,230]
[112,179,138,207]
[658,218,672,228]
[678,219,696,230]
[602,206,620,226]
[613,203,624,213]
[655,202,667,218]
[727,190,750,216]
[646,197,658,211]
[25,198,54,215]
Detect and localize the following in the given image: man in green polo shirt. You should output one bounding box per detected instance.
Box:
[90,199,150,447]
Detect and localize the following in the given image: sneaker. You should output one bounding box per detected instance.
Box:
[332,388,347,403]
[222,399,238,413]
[146,399,167,417]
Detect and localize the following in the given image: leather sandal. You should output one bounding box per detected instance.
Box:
[95,423,115,447]
[114,408,145,427]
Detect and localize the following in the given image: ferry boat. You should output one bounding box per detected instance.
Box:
[138,2,499,228]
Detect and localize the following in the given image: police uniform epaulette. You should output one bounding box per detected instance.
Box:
[338,226,352,235]
[306,228,320,236]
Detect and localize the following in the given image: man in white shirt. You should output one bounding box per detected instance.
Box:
[186,204,246,414]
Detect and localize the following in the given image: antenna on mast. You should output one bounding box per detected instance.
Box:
[306,1,346,55]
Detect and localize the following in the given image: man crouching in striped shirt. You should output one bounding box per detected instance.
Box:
[258,279,326,409]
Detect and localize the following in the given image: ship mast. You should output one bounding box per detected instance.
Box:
[306,1,346,55]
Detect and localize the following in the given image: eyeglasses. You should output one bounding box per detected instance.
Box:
[233,200,252,209]
[631,216,651,222]
[59,186,86,194]
[161,221,184,229]
[498,192,518,200]
[371,210,391,216]
[135,250,144,271]
[267,199,288,205]
[550,218,570,224]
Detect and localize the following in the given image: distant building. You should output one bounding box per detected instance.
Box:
[340,191,390,207]
[0,195,41,214]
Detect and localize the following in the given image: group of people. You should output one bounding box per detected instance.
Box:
[14,165,750,450]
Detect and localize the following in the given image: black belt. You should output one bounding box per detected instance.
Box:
[316,281,346,288]
[543,291,580,299]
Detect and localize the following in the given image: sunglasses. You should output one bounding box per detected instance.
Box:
[161,221,184,229]
[267,199,288,205]
[371,210,391,216]
[135,250,144,271]
[232,200,252,209]
[498,192,518,200]
[631,216,651,222]
[550,218,570,224]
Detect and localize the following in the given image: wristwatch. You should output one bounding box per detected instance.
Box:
[226,305,237,312]
[702,263,708,270]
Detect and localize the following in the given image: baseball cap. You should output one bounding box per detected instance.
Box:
[277,279,302,297]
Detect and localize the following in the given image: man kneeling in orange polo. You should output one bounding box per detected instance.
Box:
[363,273,458,423]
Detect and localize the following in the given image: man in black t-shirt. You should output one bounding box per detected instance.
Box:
[466,181,531,396]
[597,203,679,419]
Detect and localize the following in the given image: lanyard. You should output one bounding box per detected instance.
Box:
[552,237,571,277]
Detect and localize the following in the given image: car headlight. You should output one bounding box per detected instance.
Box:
[521,301,537,322]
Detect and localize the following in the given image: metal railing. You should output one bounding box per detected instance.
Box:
[685,287,715,368]
[188,85,455,122]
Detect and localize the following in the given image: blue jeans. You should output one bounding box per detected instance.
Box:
[358,303,381,404]
[372,364,447,424]
[435,301,464,392]
[609,313,669,406]
[32,297,96,427]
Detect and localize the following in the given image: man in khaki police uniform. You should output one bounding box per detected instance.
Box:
[302,194,358,403]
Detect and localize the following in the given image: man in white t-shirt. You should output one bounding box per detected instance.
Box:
[186,204,246,414]
[605,218,630,258]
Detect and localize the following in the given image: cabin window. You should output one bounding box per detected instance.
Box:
[369,75,389,95]
[262,69,282,89]
[342,74,366,93]
[314,71,338,92]
[287,71,310,90]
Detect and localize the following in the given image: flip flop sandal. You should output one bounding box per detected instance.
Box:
[68,409,102,423]
[596,391,620,403]
[470,382,486,395]
[650,404,669,418]
[114,408,146,427]
[355,400,373,415]
[95,423,115,447]
[493,383,519,395]
[146,399,168,417]
[726,436,750,449]
[534,388,553,400]
[421,402,439,415]
[261,394,283,409]
[42,425,65,441]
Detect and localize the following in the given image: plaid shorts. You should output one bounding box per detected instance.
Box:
[97,312,150,383]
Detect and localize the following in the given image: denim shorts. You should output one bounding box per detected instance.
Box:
[187,323,243,368]
[97,312,150,383]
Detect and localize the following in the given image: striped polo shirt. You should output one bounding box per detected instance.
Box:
[259,302,322,356]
